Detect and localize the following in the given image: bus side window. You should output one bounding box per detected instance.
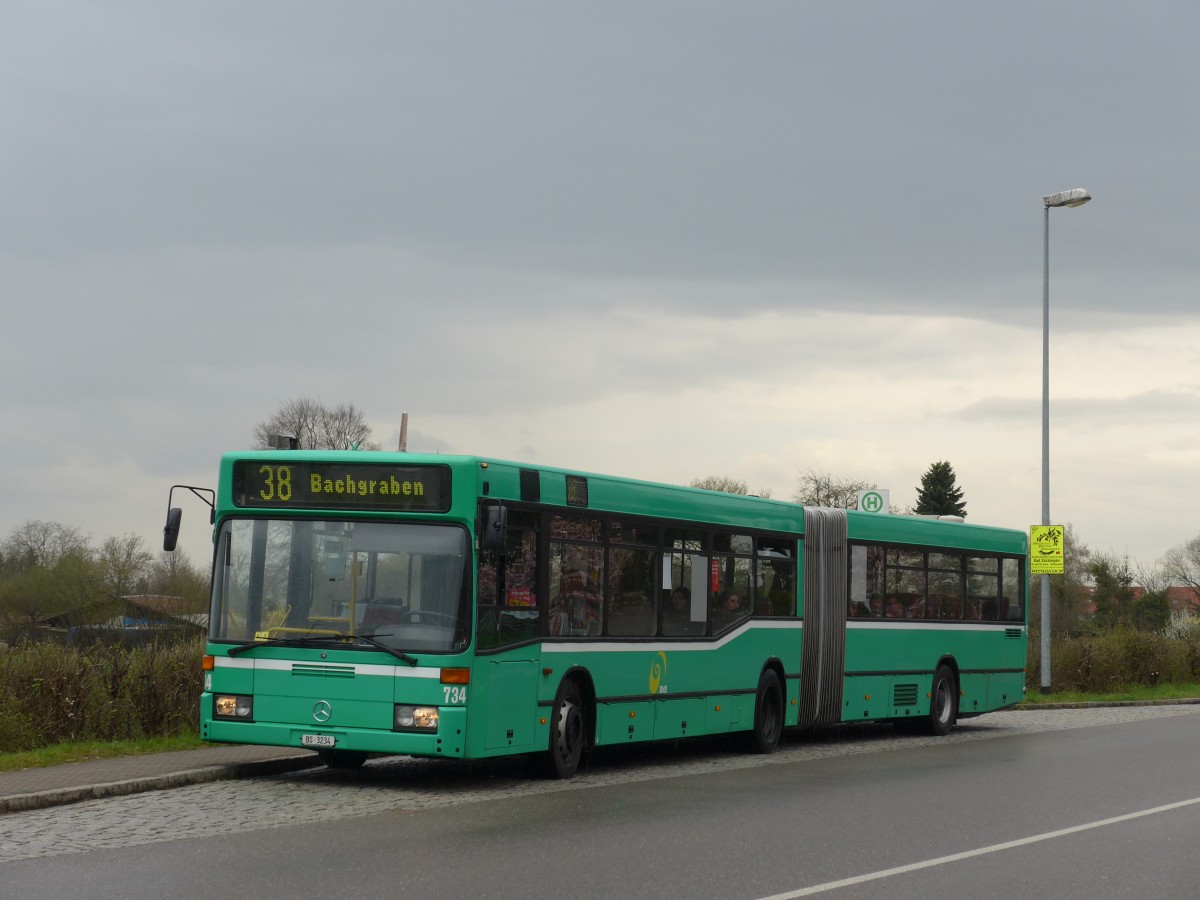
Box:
[476,514,539,649]
[606,524,658,637]
[662,550,707,637]
[1002,558,1024,621]
[849,544,869,617]
[548,550,603,637]
[757,543,796,617]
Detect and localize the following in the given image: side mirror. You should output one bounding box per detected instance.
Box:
[482,504,508,555]
[163,507,183,552]
[164,484,215,548]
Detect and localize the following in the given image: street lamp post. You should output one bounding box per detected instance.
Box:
[1041,187,1091,694]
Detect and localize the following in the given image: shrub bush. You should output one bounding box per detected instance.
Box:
[0,637,203,753]
[1027,627,1200,693]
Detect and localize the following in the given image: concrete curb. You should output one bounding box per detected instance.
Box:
[0,755,324,815]
[1014,697,1200,711]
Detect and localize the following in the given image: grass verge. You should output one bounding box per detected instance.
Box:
[0,734,208,773]
[1019,682,1200,705]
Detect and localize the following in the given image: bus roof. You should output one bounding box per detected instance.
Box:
[217,450,1026,554]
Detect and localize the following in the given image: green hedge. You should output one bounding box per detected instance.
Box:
[1027,627,1200,693]
[0,638,204,753]
[4,629,1199,753]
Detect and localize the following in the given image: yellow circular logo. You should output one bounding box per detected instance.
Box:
[649,651,667,694]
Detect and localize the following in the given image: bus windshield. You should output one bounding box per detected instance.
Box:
[211,518,471,653]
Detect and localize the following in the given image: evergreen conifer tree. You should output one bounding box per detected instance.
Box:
[914,461,967,517]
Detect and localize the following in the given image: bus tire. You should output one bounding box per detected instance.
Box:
[317,749,369,770]
[750,668,784,754]
[927,665,957,736]
[546,679,586,779]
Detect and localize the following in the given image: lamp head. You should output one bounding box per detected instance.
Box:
[1043,188,1091,209]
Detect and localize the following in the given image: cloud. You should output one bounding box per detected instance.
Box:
[2,2,1200,572]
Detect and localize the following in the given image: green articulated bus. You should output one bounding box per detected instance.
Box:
[165,451,1027,778]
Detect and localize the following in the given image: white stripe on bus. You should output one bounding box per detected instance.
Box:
[213,656,440,678]
[847,621,1024,632]
[541,619,804,654]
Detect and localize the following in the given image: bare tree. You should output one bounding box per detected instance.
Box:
[792,470,875,509]
[1160,534,1200,595]
[147,550,210,611]
[689,476,772,498]
[253,397,322,449]
[1,520,88,573]
[0,532,100,619]
[691,475,748,494]
[253,397,381,450]
[1134,555,1174,598]
[98,534,154,601]
[317,402,382,450]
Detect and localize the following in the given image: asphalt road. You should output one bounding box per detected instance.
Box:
[2,705,1198,899]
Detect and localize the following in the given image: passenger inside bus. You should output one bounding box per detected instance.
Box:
[712,590,745,631]
[663,587,703,636]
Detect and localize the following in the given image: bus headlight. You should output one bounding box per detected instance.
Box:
[213,694,254,721]
[394,705,439,732]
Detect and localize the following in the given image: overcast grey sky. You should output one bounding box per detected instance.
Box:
[3,2,1198,571]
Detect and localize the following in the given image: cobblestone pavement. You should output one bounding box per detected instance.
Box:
[2,705,1197,863]
[0,744,320,813]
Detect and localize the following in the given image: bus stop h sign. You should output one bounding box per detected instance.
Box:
[857,490,888,514]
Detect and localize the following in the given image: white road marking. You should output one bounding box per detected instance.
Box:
[759,795,1200,898]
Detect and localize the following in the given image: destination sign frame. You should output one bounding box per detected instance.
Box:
[231,461,452,512]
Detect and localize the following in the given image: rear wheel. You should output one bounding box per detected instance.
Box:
[546,679,586,779]
[317,748,369,770]
[750,668,784,754]
[927,665,957,736]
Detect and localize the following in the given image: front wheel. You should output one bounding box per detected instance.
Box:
[750,668,784,754]
[927,665,958,736]
[545,679,586,779]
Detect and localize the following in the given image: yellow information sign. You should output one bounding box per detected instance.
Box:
[1030,525,1065,574]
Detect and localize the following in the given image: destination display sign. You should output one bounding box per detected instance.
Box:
[231,461,452,512]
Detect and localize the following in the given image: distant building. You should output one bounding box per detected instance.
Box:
[18,595,206,644]
[1078,585,1200,617]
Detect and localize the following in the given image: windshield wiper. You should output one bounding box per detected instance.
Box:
[225,631,418,666]
[351,632,418,666]
[226,634,336,657]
